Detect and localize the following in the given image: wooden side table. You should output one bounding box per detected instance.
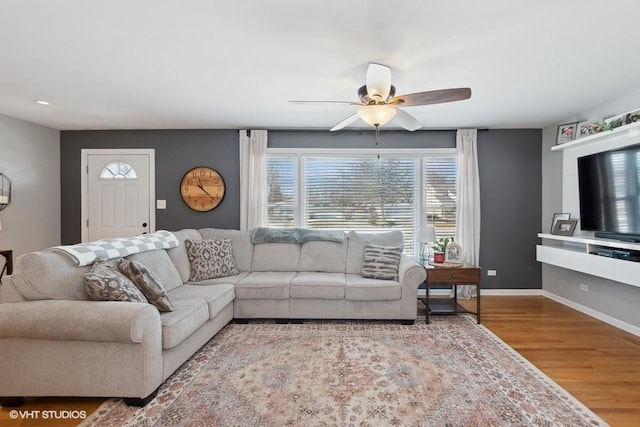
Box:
[423,263,481,324]
[0,249,13,281]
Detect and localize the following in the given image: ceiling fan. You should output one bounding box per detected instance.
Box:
[291,63,471,132]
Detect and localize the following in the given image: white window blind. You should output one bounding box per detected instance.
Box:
[266,149,456,256]
[424,157,457,240]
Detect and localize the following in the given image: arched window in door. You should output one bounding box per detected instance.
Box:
[99,161,138,179]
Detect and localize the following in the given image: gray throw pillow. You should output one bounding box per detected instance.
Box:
[83,259,148,303]
[360,244,402,281]
[118,258,174,312]
[185,238,240,281]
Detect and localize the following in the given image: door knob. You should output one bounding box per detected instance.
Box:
[142,222,148,227]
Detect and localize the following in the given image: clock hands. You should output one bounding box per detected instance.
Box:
[196,177,217,200]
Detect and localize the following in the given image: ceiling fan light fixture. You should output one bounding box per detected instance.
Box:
[357,105,396,128]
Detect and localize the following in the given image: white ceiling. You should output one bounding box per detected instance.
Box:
[1,0,639,131]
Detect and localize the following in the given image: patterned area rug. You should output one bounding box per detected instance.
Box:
[82,316,606,427]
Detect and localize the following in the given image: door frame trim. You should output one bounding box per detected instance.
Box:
[81,149,156,242]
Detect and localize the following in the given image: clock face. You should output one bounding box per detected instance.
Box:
[180,167,225,212]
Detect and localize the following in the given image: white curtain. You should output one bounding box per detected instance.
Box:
[455,129,481,298]
[239,130,268,231]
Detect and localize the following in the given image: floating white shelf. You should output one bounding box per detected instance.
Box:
[551,121,640,151]
[537,233,640,288]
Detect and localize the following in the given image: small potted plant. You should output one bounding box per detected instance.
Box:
[432,237,452,263]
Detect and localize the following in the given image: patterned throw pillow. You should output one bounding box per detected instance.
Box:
[83,259,148,303]
[185,238,240,281]
[360,244,402,281]
[118,258,174,312]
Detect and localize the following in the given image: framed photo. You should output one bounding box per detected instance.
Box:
[445,242,462,264]
[623,109,640,125]
[576,120,603,138]
[550,213,571,233]
[551,219,578,236]
[556,122,578,144]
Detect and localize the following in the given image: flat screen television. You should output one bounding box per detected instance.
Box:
[578,143,640,241]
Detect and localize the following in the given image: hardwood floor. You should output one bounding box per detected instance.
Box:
[1,296,639,426]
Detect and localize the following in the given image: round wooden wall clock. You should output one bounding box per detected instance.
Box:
[180,166,226,212]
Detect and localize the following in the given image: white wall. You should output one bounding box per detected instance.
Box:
[541,88,640,329]
[0,114,60,266]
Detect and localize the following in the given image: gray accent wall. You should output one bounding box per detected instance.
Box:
[61,128,542,290]
[60,130,240,244]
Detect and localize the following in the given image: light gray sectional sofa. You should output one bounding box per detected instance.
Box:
[0,228,426,406]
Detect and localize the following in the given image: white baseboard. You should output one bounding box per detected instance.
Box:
[418,288,543,297]
[482,289,543,296]
[542,290,640,338]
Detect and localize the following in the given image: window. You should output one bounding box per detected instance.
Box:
[100,161,137,179]
[266,149,457,256]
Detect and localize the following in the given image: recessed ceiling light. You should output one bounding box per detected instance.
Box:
[34,100,50,106]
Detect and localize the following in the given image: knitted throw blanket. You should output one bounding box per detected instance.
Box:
[50,230,179,266]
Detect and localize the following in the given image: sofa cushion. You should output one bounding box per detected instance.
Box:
[127,250,183,291]
[168,283,234,320]
[198,228,254,272]
[159,298,209,349]
[185,238,240,281]
[251,243,301,272]
[360,244,402,281]
[235,272,294,300]
[290,272,345,300]
[13,251,90,301]
[118,258,174,312]
[345,274,401,301]
[298,240,348,273]
[346,230,404,274]
[167,229,203,283]
[83,260,148,303]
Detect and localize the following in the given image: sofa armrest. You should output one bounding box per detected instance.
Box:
[398,254,426,288]
[0,300,161,344]
[398,254,427,319]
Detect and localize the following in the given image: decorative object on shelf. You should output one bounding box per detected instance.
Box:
[623,109,640,125]
[180,166,226,212]
[576,120,603,138]
[556,122,578,145]
[552,219,578,236]
[603,115,624,131]
[445,241,463,265]
[432,237,452,264]
[417,226,437,260]
[550,212,571,233]
[0,173,11,211]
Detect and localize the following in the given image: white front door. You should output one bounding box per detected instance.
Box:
[82,149,155,242]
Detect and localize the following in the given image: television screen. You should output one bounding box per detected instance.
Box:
[578,144,640,237]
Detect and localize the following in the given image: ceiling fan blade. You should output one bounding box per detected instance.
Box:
[330,113,360,131]
[393,109,422,131]
[366,63,392,101]
[289,100,362,105]
[390,87,471,107]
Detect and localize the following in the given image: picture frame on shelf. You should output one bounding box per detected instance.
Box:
[550,213,571,233]
[623,109,640,125]
[556,122,578,145]
[576,120,603,138]
[551,219,578,236]
[445,242,462,264]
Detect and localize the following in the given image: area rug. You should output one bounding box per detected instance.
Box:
[81,316,606,427]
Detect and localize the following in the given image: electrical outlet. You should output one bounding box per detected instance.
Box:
[579,283,589,292]
[487,270,497,276]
